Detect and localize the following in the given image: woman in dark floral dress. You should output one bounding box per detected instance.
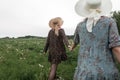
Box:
[70,0,120,80]
[43,17,70,80]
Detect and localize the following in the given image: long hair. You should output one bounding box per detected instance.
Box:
[53,22,59,36]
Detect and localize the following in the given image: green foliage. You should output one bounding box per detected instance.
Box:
[0,38,78,80]
[112,11,120,34]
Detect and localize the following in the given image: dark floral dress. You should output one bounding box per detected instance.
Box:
[43,28,69,64]
[73,16,120,80]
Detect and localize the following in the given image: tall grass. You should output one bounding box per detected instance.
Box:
[0,38,79,80]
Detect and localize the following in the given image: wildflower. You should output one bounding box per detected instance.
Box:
[38,64,44,68]
[16,49,19,52]
[59,76,64,80]
[0,56,4,60]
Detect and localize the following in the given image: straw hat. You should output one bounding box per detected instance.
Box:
[49,17,63,28]
[75,0,112,17]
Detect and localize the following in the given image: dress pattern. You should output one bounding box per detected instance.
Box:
[73,16,120,80]
[43,28,69,64]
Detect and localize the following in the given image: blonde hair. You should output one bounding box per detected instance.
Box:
[49,17,63,36]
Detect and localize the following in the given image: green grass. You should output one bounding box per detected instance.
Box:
[0,38,79,80]
[0,38,120,80]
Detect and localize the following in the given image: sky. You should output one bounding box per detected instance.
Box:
[0,0,120,38]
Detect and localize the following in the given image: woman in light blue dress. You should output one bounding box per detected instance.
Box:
[70,0,120,80]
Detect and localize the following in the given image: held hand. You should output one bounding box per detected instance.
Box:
[69,44,76,52]
[69,46,73,51]
[68,41,75,52]
[68,45,73,51]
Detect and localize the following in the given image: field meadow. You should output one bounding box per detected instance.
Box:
[0,38,79,80]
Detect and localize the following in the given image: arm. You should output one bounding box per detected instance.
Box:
[108,18,120,63]
[70,43,77,51]
[112,47,120,63]
[43,31,50,53]
[60,29,70,48]
[109,18,120,48]
[70,25,80,51]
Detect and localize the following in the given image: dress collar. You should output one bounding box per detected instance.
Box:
[86,9,102,32]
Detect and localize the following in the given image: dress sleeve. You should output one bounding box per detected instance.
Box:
[60,29,69,47]
[73,24,80,46]
[43,31,50,53]
[109,18,120,48]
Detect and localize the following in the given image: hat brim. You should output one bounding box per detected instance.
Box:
[49,17,63,28]
[75,0,112,17]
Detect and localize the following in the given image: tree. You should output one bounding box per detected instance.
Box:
[112,11,120,34]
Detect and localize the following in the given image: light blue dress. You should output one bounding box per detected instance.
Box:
[73,16,120,80]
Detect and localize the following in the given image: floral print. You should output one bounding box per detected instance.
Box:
[43,28,69,64]
[73,16,120,80]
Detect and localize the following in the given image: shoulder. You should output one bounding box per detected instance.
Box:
[48,29,53,35]
[59,28,65,32]
[77,18,86,27]
[59,28,66,35]
[49,29,54,32]
[75,19,86,31]
[78,19,86,26]
[101,16,116,23]
[100,16,117,29]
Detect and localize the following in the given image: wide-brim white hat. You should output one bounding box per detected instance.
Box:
[75,0,112,17]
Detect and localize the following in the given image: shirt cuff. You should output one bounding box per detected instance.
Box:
[109,41,120,48]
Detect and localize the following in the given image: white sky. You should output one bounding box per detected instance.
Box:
[0,0,120,38]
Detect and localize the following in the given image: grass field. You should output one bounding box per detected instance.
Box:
[0,38,79,80]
